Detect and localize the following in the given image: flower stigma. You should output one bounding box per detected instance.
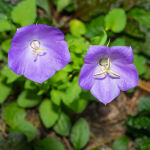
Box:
[94,57,120,77]
[30,40,46,61]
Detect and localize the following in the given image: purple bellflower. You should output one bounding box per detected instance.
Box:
[79,46,138,105]
[8,24,71,83]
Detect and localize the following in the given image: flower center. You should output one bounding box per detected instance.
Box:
[99,57,109,68]
[30,40,40,50]
[94,57,120,77]
[30,40,46,61]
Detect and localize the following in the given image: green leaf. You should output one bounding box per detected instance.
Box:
[50,89,62,106]
[0,0,13,14]
[3,102,37,141]
[50,70,68,83]
[112,36,143,54]
[133,54,147,76]
[63,63,73,72]
[62,77,82,105]
[128,8,150,29]
[0,51,3,60]
[10,120,38,142]
[105,8,127,33]
[90,30,107,46]
[138,97,150,113]
[3,102,26,127]
[123,36,143,54]
[127,88,135,93]
[0,132,31,150]
[1,39,11,53]
[39,99,59,128]
[11,0,36,26]
[126,115,150,131]
[112,136,130,150]
[67,98,88,114]
[66,35,89,54]
[17,91,41,108]
[143,66,150,80]
[70,19,86,37]
[54,112,71,136]
[124,18,145,39]
[70,53,84,70]
[34,137,66,150]
[1,65,20,84]
[111,37,126,46]
[24,80,36,90]
[0,82,11,104]
[57,0,72,12]
[36,0,50,16]
[65,2,76,12]
[136,137,150,150]
[135,0,150,11]
[85,16,105,38]
[143,32,150,57]
[0,19,15,32]
[71,118,90,150]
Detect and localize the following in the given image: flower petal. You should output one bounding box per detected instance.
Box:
[8,46,53,83]
[36,24,64,41]
[109,46,134,64]
[15,24,64,43]
[91,75,120,104]
[93,65,106,79]
[23,55,56,83]
[11,24,65,55]
[13,25,36,44]
[79,64,95,90]
[43,40,71,70]
[9,40,71,83]
[84,46,109,64]
[110,63,138,91]
[8,24,71,83]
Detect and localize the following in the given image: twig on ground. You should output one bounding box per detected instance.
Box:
[127,89,140,115]
[138,80,150,93]
[63,137,74,150]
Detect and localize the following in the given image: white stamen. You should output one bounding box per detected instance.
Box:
[94,57,120,77]
[30,40,46,61]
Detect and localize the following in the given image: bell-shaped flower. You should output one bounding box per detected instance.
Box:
[79,46,138,104]
[8,24,71,83]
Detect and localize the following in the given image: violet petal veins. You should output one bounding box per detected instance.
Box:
[79,46,138,105]
[8,24,71,83]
